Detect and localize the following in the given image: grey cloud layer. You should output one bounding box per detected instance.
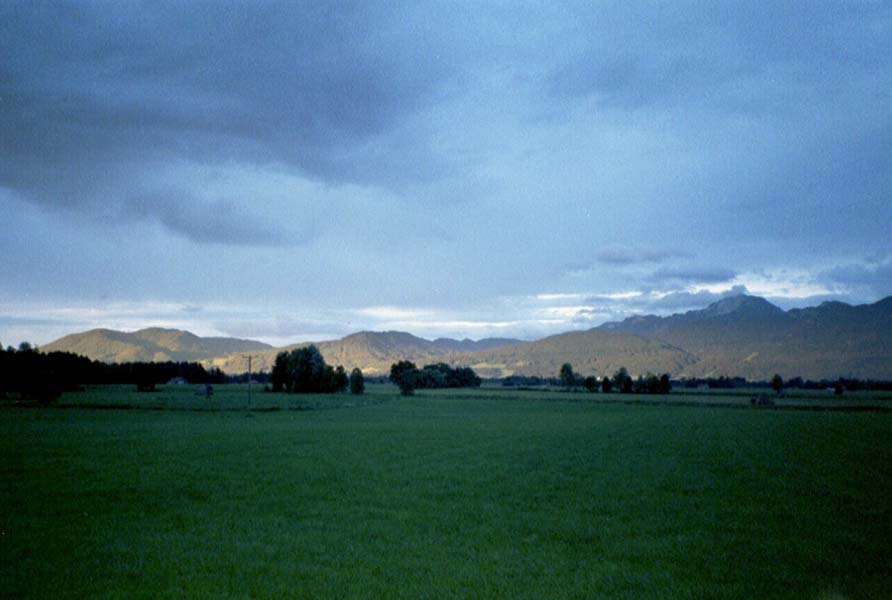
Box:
[2,2,450,181]
[2,1,891,342]
[1,1,453,245]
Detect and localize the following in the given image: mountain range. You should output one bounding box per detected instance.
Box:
[41,294,892,380]
[597,295,892,380]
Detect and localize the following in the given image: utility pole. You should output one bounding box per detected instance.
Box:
[245,355,253,414]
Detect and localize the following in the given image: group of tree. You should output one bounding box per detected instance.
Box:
[674,375,892,393]
[270,345,353,394]
[610,367,635,393]
[556,363,671,395]
[0,343,224,403]
[822,377,892,393]
[389,361,482,395]
[634,372,672,394]
[558,363,598,391]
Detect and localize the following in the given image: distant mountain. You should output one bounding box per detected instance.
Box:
[200,331,524,375]
[42,328,272,363]
[457,330,698,379]
[41,295,892,380]
[43,328,521,374]
[203,329,693,379]
[598,294,892,380]
[601,295,789,334]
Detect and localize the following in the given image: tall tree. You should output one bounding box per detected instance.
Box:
[613,367,632,394]
[771,374,784,395]
[349,368,365,395]
[658,373,672,394]
[271,351,291,392]
[390,360,420,396]
[559,363,576,389]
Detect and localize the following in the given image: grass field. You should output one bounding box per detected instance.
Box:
[3,385,892,598]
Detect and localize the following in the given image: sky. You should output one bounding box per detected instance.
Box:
[2,1,891,347]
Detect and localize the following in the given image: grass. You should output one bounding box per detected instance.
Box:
[50,383,390,411]
[2,385,891,598]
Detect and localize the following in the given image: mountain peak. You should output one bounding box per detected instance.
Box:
[700,294,784,318]
[598,294,789,334]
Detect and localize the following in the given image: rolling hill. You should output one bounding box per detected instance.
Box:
[204,332,524,375]
[42,328,273,363]
[40,295,892,380]
[200,295,892,380]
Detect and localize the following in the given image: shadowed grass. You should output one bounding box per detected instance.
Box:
[2,387,891,598]
[50,383,391,412]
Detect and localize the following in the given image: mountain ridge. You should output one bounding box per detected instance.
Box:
[39,295,892,380]
[42,327,273,363]
[597,294,892,379]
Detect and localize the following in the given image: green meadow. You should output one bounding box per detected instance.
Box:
[2,385,891,598]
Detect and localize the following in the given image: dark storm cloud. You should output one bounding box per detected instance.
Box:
[2,2,892,347]
[126,191,293,246]
[0,1,452,219]
[819,260,892,298]
[573,251,730,289]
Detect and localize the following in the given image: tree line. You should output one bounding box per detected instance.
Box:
[270,350,484,397]
[8,338,888,403]
[559,363,672,394]
[1,341,484,403]
[0,343,224,403]
[676,375,892,393]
